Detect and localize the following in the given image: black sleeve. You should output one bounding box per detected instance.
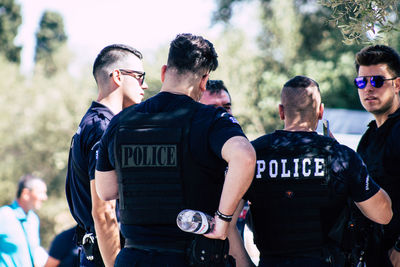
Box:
[208,112,247,159]
[332,144,380,202]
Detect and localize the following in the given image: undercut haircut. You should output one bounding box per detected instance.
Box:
[206,80,231,100]
[17,174,45,198]
[92,44,143,84]
[281,76,320,119]
[355,45,400,76]
[167,33,218,74]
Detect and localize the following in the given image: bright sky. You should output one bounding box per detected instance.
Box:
[15,0,234,73]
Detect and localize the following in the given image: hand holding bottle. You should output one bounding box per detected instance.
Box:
[176,209,215,234]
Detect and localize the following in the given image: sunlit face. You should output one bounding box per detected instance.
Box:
[119,54,148,108]
[200,90,232,114]
[28,180,48,210]
[357,64,400,120]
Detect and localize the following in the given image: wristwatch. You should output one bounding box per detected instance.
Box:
[394,238,400,252]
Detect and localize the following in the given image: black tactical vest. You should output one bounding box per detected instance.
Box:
[114,101,225,226]
[250,135,337,255]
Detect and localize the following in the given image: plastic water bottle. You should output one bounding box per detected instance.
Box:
[176,209,215,234]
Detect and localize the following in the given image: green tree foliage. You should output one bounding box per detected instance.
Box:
[0,49,94,247]
[319,0,399,44]
[0,0,22,63]
[35,10,68,75]
[212,0,366,135]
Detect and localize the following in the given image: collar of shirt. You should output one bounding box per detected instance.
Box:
[10,200,30,222]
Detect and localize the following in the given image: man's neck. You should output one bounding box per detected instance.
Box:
[284,122,316,132]
[16,199,30,214]
[98,90,122,115]
[160,81,199,101]
[374,104,400,128]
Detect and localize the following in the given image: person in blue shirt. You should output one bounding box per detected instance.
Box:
[44,226,79,267]
[65,44,148,267]
[0,174,48,267]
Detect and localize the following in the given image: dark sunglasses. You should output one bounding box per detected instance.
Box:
[354,75,397,89]
[110,69,146,86]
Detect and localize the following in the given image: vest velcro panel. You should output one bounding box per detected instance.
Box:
[115,106,197,226]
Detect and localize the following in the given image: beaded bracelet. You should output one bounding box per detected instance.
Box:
[215,210,233,222]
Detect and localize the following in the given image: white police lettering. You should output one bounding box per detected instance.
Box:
[314,158,324,176]
[293,158,299,177]
[269,160,278,178]
[281,159,290,178]
[302,159,311,176]
[365,175,370,191]
[255,158,326,179]
[256,160,266,178]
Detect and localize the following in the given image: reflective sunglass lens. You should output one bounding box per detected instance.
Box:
[354,77,367,89]
[370,76,385,88]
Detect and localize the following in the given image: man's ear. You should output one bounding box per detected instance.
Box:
[20,188,31,200]
[394,77,400,94]
[110,69,123,86]
[161,65,167,83]
[278,104,285,120]
[199,73,209,92]
[318,102,324,120]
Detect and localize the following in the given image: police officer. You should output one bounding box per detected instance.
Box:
[65,44,148,267]
[200,79,251,241]
[95,33,256,267]
[201,80,232,114]
[354,45,400,266]
[239,76,392,267]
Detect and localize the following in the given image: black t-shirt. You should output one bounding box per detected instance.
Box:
[96,92,246,242]
[357,108,400,248]
[246,130,380,256]
[65,101,114,232]
[48,226,79,267]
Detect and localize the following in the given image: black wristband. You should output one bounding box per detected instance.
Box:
[394,239,400,252]
[215,210,233,222]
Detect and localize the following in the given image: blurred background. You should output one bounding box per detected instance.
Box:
[0,0,399,249]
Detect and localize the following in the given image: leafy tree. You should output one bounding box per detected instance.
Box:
[0,0,22,63]
[0,47,94,247]
[35,10,68,75]
[319,0,399,44]
[211,0,367,135]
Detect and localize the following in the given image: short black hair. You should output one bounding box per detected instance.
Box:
[206,80,231,99]
[92,44,143,83]
[281,76,321,121]
[16,174,45,198]
[283,76,320,92]
[355,45,400,76]
[167,33,218,74]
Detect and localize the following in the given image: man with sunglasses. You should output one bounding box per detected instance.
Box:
[354,45,400,266]
[95,33,256,267]
[65,44,147,267]
[233,76,392,267]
